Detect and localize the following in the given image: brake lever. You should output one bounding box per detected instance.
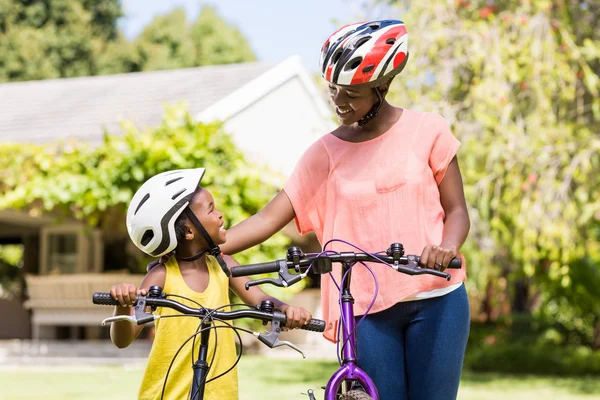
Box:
[101,295,160,326]
[254,310,306,358]
[101,314,137,326]
[245,277,284,289]
[397,259,451,281]
[244,259,305,290]
[101,313,160,326]
[134,294,160,324]
[272,339,306,359]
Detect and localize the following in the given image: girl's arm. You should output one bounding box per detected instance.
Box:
[220,190,296,255]
[420,156,470,269]
[109,265,166,348]
[224,255,312,329]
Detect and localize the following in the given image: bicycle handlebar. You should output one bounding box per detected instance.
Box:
[231,255,461,277]
[92,291,326,333]
[230,243,462,289]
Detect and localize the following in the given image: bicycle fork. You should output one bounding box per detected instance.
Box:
[326,262,379,400]
[190,321,212,400]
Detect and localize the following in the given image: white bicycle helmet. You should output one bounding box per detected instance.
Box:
[126,168,231,276]
[126,168,205,257]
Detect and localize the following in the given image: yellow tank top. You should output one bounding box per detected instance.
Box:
[138,256,238,400]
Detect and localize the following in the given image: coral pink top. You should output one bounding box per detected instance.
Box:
[284,109,466,342]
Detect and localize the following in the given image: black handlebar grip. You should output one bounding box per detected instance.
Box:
[301,318,326,333]
[412,256,462,269]
[448,258,462,269]
[92,292,120,306]
[231,261,281,277]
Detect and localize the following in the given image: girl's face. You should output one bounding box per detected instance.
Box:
[186,188,227,246]
[328,83,378,126]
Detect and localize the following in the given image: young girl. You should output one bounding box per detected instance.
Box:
[218,20,471,400]
[110,168,312,400]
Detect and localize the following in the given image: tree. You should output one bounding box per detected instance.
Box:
[107,6,256,73]
[370,0,600,345]
[129,8,196,72]
[0,244,23,299]
[0,2,257,81]
[0,0,122,82]
[190,6,257,66]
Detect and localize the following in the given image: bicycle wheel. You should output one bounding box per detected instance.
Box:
[338,390,374,400]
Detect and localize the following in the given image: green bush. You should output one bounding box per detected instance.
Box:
[465,342,600,376]
[465,319,600,375]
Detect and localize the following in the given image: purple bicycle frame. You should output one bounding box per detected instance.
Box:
[323,264,379,400]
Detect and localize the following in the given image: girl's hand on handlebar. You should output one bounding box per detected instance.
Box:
[279,304,313,330]
[110,283,147,307]
[419,244,458,271]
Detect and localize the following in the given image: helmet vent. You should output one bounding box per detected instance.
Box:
[354,36,370,49]
[141,229,154,246]
[369,23,381,30]
[332,49,342,64]
[165,177,183,186]
[171,188,186,200]
[386,38,396,46]
[345,57,363,71]
[362,64,375,73]
[134,193,150,216]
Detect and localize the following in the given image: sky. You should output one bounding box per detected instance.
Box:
[119,0,391,72]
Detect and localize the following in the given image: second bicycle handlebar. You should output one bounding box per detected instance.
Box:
[92,292,326,333]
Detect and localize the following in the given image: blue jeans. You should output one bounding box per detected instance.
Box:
[355,284,470,400]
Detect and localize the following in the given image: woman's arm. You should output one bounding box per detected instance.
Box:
[220,190,296,255]
[420,156,470,269]
[439,156,470,249]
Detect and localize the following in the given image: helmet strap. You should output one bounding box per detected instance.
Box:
[357,88,384,127]
[177,248,209,262]
[177,208,231,277]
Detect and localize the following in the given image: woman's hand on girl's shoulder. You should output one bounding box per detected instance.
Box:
[146,252,173,272]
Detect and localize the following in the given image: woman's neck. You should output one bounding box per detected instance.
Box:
[338,102,403,143]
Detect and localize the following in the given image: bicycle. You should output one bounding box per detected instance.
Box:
[230,241,462,400]
[92,286,326,400]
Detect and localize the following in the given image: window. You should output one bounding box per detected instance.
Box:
[40,224,103,275]
[46,233,78,274]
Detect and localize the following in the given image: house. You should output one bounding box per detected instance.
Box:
[0,56,334,341]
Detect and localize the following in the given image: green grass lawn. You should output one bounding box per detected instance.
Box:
[1,357,599,399]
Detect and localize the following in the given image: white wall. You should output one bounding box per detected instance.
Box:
[223,76,333,179]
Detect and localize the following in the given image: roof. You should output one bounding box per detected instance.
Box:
[0,62,273,144]
[197,55,333,125]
